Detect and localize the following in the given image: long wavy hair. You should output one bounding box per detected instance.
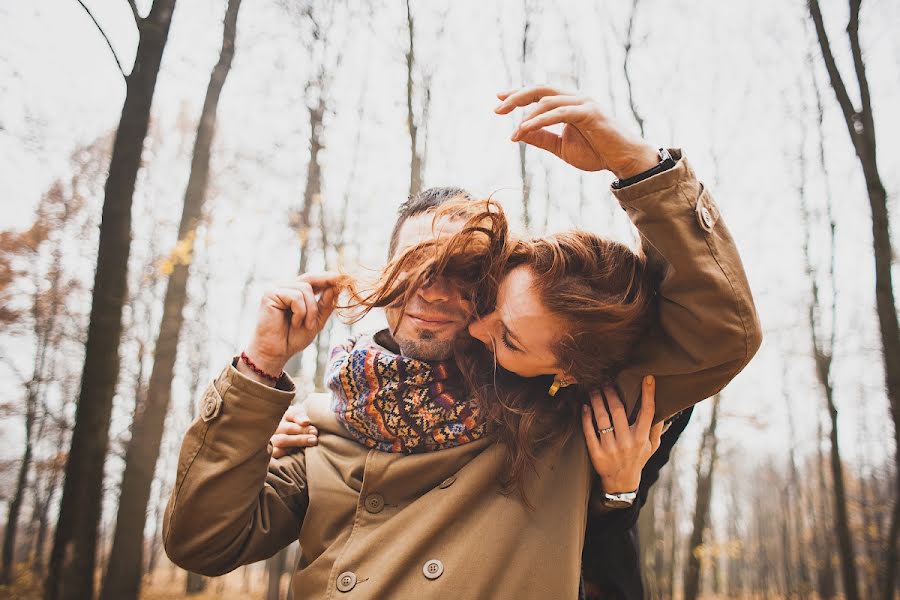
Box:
[343,199,659,499]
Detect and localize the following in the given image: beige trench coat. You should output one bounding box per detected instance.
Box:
[164,151,762,599]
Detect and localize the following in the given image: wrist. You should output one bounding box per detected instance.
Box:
[600,474,641,495]
[610,143,659,180]
[244,345,288,376]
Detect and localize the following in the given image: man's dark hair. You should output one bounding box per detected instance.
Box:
[387,186,475,257]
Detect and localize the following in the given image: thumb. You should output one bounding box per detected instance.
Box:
[317,286,338,329]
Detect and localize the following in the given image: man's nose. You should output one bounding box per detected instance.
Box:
[417,275,453,304]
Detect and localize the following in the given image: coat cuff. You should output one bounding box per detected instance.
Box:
[610,148,689,206]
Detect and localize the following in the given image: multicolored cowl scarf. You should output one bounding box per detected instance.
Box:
[326,330,486,453]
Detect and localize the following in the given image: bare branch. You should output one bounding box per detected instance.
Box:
[807,0,859,145]
[846,0,874,135]
[623,0,645,136]
[75,0,127,82]
[125,0,141,27]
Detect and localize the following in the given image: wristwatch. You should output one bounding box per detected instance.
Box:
[611,148,677,189]
[601,490,639,509]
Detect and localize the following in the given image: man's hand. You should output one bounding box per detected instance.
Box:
[495,86,659,179]
[581,376,663,494]
[271,405,318,458]
[241,272,344,380]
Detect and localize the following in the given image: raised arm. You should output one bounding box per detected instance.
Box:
[497,86,761,420]
[163,272,343,575]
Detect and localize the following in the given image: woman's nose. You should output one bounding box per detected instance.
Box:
[467,316,491,345]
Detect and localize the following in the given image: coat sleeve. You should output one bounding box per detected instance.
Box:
[612,150,762,421]
[163,360,308,576]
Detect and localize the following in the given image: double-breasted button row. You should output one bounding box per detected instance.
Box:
[200,389,222,422]
[336,571,357,592]
[364,493,385,514]
[335,560,444,591]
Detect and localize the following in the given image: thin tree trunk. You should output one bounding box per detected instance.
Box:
[808,4,900,597]
[1,400,34,583]
[518,0,531,230]
[185,571,207,595]
[266,546,289,600]
[405,0,422,198]
[683,396,720,600]
[98,3,239,599]
[44,4,177,598]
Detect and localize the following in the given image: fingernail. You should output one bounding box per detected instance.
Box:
[307,435,318,445]
[308,427,317,435]
[582,405,590,413]
[645,375,654,386]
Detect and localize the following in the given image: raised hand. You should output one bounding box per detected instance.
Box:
[271,405,318,458]
[495,86,659,179]
[242,272,345,379]
[581,375,663,494]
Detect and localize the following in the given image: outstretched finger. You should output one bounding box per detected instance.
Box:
[605,385,630,435]
[495,85,574,114]
[635,375,656,435]
[518,105,589,135]
[515,129,562,158]
[581,404,604,460]
[522,95,584,124]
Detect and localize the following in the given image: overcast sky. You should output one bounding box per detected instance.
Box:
[2,0,899,526]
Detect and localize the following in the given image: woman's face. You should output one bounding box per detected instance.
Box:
[467,265,569,379]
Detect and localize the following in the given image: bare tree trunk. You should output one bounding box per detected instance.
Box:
[808,4,900,597]
[638,486,658,598]
[683,396,720,600]
[623,0,645,137]
[266,546,289,600]
[1,402,34,584]
[44,3,177,599]
[185,571,207,595]
[517,0,532,230]
[99,3,240,599]
[405,0,423,197]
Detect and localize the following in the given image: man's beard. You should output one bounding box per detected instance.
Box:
[395,328,456,360]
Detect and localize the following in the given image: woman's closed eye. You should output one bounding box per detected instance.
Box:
[501,328,522,352]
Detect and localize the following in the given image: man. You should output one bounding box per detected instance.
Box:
[164,86,759,598]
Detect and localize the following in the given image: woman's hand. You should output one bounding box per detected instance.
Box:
[271,405,319,458]
[581,375,663,493]
[495,86,659,179]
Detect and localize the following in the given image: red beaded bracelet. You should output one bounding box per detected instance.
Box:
[240,351,283,384]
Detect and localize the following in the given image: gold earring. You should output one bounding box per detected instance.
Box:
[548,376,570,396]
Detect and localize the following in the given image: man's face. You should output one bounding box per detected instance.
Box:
[385,211,472,360]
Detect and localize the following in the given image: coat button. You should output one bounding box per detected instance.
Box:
[364,493,385,514]
[423,559,444,580]
[701,206,714,228]
[336,571,357,592]
[438,475,456,489]
[200,390,222,422]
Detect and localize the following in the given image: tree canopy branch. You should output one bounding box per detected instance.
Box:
[807,0,858,139]
[846,0,874,136]
[126,0,142,27]
[75,0,128,83]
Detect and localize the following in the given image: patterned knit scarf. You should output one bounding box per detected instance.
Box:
[326,331,486,453]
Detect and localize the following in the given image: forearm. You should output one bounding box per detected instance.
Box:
[163,360,307,576]
[612,151,762,420]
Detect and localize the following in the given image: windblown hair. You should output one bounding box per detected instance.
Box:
[344,199,659,500]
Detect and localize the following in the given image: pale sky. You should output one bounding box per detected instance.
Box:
[1,0,899,528]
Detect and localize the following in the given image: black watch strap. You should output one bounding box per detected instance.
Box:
[611,148,677,189]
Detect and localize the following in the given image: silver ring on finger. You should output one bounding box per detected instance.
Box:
[599,426,615,435]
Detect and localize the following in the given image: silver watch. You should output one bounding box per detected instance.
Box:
[601,490,638,509]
